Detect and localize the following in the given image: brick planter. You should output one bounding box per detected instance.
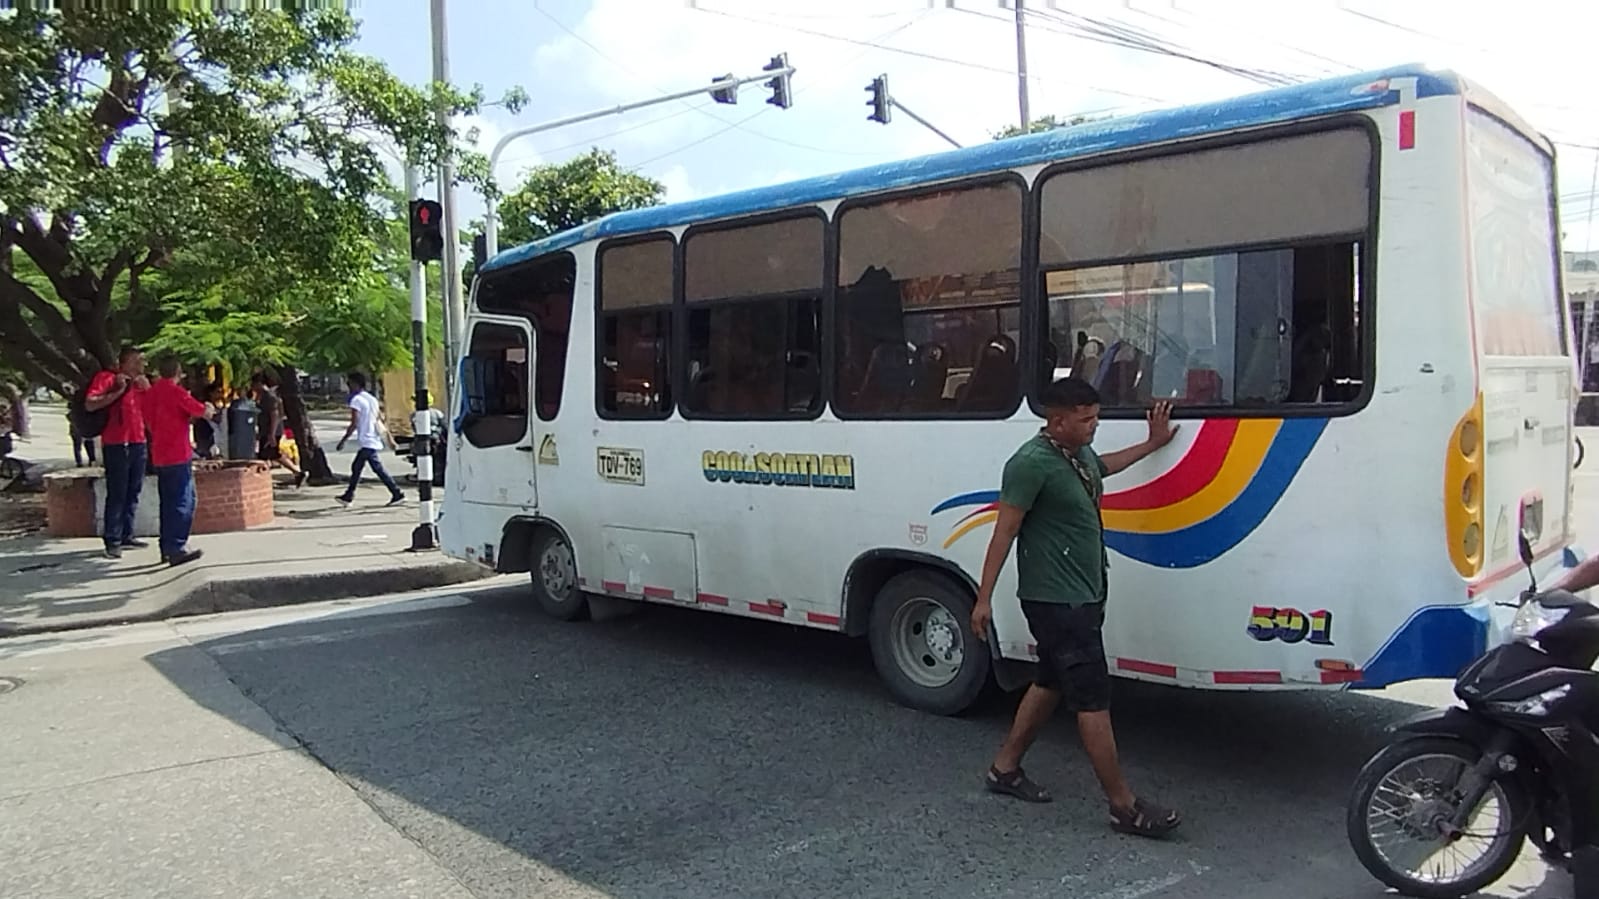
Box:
[45,460,275,539]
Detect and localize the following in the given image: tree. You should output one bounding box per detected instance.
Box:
[0,6,495,396]
[496,148,666,249]
[991,113,1110,141]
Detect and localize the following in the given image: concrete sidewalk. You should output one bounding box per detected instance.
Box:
[0,403,495,636]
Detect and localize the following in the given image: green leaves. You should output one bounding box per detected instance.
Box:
[990,113,1109,141]
[0,6,502,391]
[497,148,666,248]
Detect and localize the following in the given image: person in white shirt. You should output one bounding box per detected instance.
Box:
[335,371,404,506]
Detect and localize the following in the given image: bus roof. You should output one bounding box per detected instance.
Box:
[481,64,1530,276]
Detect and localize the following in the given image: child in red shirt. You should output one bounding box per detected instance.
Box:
[145,356,210,566]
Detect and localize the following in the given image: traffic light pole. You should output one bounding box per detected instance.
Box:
[430,0,466,417]
[891,98,962,149]
[404,163,437,552]
[483,65,794,258]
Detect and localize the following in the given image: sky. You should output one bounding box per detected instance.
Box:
[352,0,1599,253]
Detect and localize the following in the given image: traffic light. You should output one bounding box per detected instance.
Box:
[408,199,444,263]
[866,74,891,124]
[764,53,792,110]
[472,232,487,270]
[710,73,737,105]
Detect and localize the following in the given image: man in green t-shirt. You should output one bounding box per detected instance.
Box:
[970,376,1183,838]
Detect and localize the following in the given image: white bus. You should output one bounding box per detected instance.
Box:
[443,64,1583,716]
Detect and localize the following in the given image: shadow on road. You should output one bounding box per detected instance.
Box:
[143,590,1571,899]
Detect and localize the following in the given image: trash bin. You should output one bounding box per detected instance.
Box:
[227,398,258,460]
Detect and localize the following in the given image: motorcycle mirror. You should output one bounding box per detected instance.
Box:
[1519,531,1537,596]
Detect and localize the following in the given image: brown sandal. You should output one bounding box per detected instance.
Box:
[1110,798,1181,837]
[985,766,1053,802]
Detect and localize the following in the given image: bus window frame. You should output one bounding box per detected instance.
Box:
[594,231,678,422]
[473,250,578,424]
[830,171,1031,422]
[677,207,830,423]
[1025,115,1381,421]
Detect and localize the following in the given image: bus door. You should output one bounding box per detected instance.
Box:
[1465,108,1572,571]
[455,314,538,511]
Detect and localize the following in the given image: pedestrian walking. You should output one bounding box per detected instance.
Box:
[69,411,97,467]
[85,347,151,559]
[335,371,404,507]
[145,355,207,566]
[970,377,1183,838]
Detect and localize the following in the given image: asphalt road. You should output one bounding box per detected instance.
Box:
[0,582,1570,899]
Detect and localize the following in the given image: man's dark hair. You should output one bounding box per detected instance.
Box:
[250,371,277,388]
[346,371,368,391]
[1039,376,1100,411]
[117,345,141,363]
[156,355,182,379]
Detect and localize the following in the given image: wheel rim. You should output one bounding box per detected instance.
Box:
[1361,752,1517,887]
[538,539,576,602]
[888,596,965,689]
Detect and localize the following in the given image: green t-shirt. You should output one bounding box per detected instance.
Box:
[998,434,1109,606]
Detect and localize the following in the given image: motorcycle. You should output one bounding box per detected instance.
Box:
[1346,534,1599,899]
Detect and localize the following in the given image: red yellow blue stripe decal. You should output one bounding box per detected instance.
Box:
[931,418,1328,568]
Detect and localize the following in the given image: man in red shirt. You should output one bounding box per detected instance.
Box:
[146,355,208,566]
[85,347,151,559]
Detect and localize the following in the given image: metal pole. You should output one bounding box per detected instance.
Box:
[404,164,437,552]
[1014,0,1030,131]
[890,98,963,149]
[482,68,793,258]
[430,0,465,407]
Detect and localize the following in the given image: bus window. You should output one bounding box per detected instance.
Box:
[597,236,674,418]
[1037,126,1371,410]
[475,254,576,421]
[460,323,529,448]
[835,181,1023,417]
[683,215,824,418]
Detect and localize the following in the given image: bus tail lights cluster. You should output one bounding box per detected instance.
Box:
[1445,393,1486,578]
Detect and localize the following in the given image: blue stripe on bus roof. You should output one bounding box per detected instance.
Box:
[481,64,1464,275]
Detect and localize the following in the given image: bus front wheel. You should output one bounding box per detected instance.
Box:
[868,571,991,716]
[529,529,588,622]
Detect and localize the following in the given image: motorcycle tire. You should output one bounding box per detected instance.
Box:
[1346,737,1529,899]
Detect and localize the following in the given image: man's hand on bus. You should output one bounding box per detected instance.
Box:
[1146,401,1178,448]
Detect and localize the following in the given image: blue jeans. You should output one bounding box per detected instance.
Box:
[102,442,147,547]
[155,463,196,559]
[341,447,402,501]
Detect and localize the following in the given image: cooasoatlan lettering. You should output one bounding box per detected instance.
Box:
[701,451,855,489]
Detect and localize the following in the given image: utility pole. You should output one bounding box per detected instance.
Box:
[1014,0,1031,131]
[403,164,437,552]
[430,0,465,409]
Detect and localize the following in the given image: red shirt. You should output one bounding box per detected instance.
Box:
[145,378,208,467]
[86,370,149,446]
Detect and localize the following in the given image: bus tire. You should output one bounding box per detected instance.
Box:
[529,529,587,622]
[868,571,991,716]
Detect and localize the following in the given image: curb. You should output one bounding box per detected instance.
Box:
[0,560,497,638]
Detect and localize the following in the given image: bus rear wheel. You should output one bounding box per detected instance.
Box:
[529,529,587,621]
[868,571,991,716]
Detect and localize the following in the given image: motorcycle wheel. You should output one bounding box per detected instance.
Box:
[1347,737,1529,899]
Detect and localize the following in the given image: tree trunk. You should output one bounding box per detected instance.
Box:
[277,365,340,486]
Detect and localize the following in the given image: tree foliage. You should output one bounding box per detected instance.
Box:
[497,148,666,249]
[0,6,494,394]
[991,113,1110,141]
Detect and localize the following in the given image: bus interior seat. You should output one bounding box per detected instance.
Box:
[959,335,1019,411]
[856,341,914,413]
[911,343,950,410]
[1185,368,1223,404]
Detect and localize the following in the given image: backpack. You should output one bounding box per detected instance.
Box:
[69,382,109,439]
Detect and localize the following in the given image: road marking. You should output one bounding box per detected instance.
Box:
[0,590,476,660]
[1073,861,1209,899]
[205,612,462,655]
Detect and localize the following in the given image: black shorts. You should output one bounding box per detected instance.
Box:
[1022,600,1111,712]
